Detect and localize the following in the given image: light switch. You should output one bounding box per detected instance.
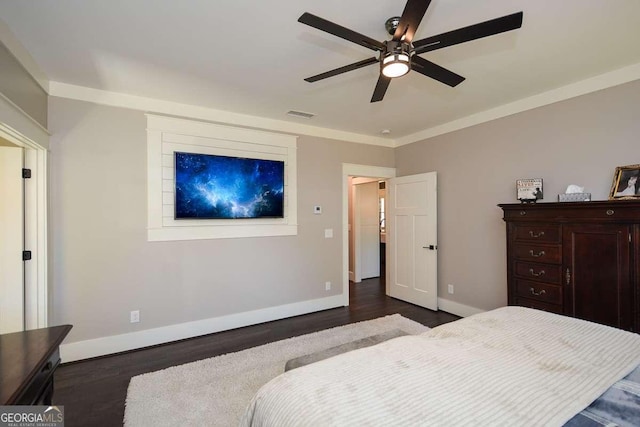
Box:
[324,228,333,238]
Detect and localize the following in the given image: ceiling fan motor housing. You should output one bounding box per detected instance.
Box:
[381,40,412,77]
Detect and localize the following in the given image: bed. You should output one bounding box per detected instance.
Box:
[241,307,640,426]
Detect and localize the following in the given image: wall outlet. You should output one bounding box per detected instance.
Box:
[325,281,331,291]
[130,310,140,323]
[447,284,454,295]
[324,228,333,238]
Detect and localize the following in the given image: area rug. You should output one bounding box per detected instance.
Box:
[124,314,428,426]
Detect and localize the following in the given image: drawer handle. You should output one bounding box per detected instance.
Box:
[528,250,546,258]
[529,268,545,277]
[530,288,546,297]
[529,230,545,238]
[606,209,614,216]
[519,211,527,216]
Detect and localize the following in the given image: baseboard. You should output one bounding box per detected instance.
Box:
[60,294,346,362]
[437,298,485,318]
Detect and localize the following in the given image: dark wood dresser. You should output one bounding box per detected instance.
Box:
[0,324,72,405]
[499,201,640,332]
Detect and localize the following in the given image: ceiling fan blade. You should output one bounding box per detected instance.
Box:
[411,56,465,87]
[413,12,523,54]
[393,0,432,43]
[371,75,391,103]
[304,57,378,82]
[299,12,384,51]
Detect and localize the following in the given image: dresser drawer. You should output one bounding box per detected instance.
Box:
[515,279,563,305]
[14,349,60,404]
[513,244,561,264]
[513,298,564,315]
[514,261,562,284]
[513,224,560,243]
[501,202,640,222]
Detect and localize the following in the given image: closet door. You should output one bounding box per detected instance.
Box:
[563,224,633,331]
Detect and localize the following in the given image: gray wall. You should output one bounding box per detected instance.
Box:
[47,78,640,342]
[48,97,394,343]
[0,41,47,128]
[396,80,640,311]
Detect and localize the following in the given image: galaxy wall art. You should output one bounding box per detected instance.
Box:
[174,152,285,219]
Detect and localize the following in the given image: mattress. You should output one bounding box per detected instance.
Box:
[241,307,640,426]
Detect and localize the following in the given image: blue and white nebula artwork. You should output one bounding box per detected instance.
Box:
[175,152,284,219]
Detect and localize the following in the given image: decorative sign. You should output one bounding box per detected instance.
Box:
[516,178,543,203]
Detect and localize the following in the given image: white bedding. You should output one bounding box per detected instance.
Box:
[241,307,640,426]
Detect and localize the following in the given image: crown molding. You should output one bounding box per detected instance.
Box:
[48,82,396,148]
[46,61,640,149]
[395,62,640,147]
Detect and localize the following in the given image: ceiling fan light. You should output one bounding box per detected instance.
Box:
[382,53,410,78]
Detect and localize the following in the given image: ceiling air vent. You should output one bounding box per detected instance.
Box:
[286,110,315,119]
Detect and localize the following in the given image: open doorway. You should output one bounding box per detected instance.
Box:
[349,177,386,283]
[341,164,395,306]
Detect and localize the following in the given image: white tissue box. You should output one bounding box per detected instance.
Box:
[558,193,591,202]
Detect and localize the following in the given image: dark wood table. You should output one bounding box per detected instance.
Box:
[0,324,72,405]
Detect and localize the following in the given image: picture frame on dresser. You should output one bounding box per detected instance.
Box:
[516,178,543,203]
[609,164,640,199]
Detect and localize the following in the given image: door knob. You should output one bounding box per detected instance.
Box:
[422,245,437,250]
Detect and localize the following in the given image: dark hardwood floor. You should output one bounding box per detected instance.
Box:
[54,276,460,426]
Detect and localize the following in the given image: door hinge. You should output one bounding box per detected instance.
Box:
[22,168,31,179]
[23,250,32,261]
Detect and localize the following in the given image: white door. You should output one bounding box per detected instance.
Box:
[0,146,25,333]
[355,181,380,281]
[387,172,437,310]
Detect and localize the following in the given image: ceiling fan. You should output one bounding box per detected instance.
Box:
[298,0,523,102]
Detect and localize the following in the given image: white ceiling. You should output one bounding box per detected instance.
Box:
[1,0,640,144]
